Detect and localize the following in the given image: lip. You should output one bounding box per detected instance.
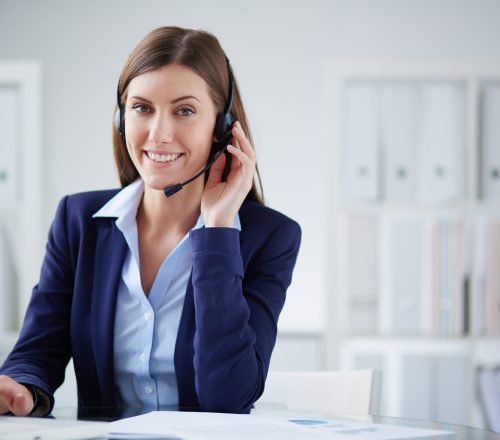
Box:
[144,149,183,155]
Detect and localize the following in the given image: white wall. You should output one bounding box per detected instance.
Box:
[1,0,500,333]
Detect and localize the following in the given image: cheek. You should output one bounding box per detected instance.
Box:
[125,124,148,163]
[125,118,147,146]
[177,123,214,158]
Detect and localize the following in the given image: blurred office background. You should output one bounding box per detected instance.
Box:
[1,0,500,430]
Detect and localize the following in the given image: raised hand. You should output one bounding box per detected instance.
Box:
[202,121,256,227]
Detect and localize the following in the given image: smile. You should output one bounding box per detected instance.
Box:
[146,152,182,163]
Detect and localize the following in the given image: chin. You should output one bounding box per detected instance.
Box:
[141,175,174,192]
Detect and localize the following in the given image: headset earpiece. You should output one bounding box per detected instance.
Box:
[213,57,235,142]
[115,84,125,138]
[114,107,123,136]
[213,110,235,142]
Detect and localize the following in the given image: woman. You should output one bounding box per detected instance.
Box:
[0,26,301,416]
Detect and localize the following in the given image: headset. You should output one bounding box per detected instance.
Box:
[114,57,235,197]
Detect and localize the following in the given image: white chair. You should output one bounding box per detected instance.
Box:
[255,369,382,415]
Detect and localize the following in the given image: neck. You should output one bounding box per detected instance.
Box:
[138,179,204,237]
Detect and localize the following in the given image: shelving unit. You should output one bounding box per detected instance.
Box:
[0,61,43,361]
[325,59,500,428]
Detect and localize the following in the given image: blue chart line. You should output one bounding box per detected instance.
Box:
[288,419,329,426]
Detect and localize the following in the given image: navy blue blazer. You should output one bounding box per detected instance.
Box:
[0,189,301,414]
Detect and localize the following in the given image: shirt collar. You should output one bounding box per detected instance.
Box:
[92,179,241,231]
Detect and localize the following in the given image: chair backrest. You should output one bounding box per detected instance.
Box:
[255,369,382,415]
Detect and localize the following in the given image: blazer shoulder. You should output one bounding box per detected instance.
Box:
[63,188,121,218]
[239,200,301,236]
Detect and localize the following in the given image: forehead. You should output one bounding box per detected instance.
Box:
[127,64,212,101]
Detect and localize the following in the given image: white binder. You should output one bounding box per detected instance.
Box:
[418,83,464,203]
[347,213,378,333]
[379,215,422,335]
[0,86,19,202]
[380,84,419,202]
[482,83,500,201]
[477,366,500,432]
[0,223,17,332]
[345,83,379,201]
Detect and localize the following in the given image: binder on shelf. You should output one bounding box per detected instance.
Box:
[401,354,470,425]
[471,217,487,336]
[418,83,464,203]
[481,83,500,201]
[344,82,379,201]
[425,220,466,336]
[401,354,434,420]
[477,366,500,432]
[485,221,500,335]
[380,83,419,202]
[470,217,500,336]
[346,213,378,334]
[436,355,470,425]
[379,215,422,335]
[0,86,20,203]
[0,223,18,333]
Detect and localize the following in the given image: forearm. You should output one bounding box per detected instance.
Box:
[189,227,276,413]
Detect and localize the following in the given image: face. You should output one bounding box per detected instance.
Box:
[124,64,217,191]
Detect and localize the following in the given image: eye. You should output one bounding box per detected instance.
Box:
[132,104,151,113]
[176,107,195,116]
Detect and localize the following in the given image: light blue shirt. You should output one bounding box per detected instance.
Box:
[92,179,240,410]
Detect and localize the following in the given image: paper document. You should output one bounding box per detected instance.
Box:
[0,415,108,440]
[109,411,454,439]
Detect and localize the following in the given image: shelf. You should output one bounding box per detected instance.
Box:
[328,59,500,428]
[339,336,473,351]
[341,201,470,213]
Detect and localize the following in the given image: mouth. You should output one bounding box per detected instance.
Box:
[145,151,184,164]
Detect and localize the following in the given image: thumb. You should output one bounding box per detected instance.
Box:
[0,377,35,416]
[10,390,34,416]
[205,151,227,188]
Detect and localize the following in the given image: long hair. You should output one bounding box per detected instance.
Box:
[112,26,264,204]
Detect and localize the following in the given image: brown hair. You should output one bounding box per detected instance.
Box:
[112,26,264,204]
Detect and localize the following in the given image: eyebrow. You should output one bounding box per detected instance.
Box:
[128,95,201,104]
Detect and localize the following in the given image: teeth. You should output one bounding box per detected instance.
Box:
[147,152,181,163]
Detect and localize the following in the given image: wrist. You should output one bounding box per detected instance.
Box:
[204,215,236,228]
[22,384,50,417]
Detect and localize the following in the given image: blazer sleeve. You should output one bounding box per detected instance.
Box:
[188,218,301,413]
[0,196,73,411]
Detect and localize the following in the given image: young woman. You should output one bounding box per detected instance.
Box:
[0,26,301,416]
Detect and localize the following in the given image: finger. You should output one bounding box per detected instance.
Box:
[205,151,226,187]
[231,122,255,159]
[0,381,33,416]
[227,133,255,169]
[227,144,254,176]
[10,390,34,416]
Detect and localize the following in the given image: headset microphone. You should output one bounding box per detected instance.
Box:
[163,58,235,198]
[163,134,231,197]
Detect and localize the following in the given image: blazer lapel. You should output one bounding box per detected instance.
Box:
[90,219,127,406]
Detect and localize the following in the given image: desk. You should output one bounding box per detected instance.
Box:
[48,407,500,440]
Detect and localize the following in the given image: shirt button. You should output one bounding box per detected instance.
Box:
[140,353,146,362]
[144,312,152,321]
[144,385,153,394]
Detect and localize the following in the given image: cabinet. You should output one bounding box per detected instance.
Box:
[326,59,500,427]
[0,61,43,361]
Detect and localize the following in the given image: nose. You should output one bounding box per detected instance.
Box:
[148,112,174,144]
